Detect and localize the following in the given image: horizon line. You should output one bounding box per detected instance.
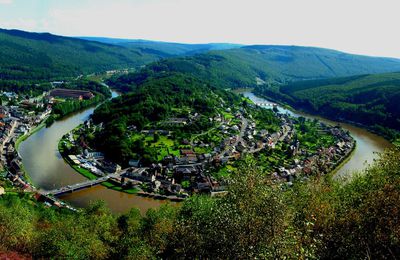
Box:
[1,27,400,60]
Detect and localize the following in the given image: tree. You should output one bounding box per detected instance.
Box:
[168,157,289,258]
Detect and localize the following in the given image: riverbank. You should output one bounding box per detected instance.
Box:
[15,120,47,151]
[18,88,391,213]
[46,93,107,127]
[12,118,50,185]
[327,141,357,180]
[57,127,188,202]
[57,127,139,195]
[254,92,397,145]
[241,91,392,177]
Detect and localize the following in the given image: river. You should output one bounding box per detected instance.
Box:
[242,92,393,177]
[18,90,393,214]
[18,91,168,214]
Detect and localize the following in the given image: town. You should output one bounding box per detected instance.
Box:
[0,81,356,209]
[58,97,355,201]
[0,84,96,208]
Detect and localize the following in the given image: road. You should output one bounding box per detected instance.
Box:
[218,112,248,157]
[237,112,248,145]
[190,122,224,145]
[247,124,292,154]
[0,120,18,165]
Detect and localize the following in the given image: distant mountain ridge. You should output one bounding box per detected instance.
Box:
[214,45,400,82]
[109,44,400,92]
[1,28,215,82]
[77,36,243,57]
[0,28,244,84]
[2,27,400,91]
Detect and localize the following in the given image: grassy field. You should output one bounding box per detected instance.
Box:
[150,136,175,147]
[221,111,234,120]
[145,135,180,161]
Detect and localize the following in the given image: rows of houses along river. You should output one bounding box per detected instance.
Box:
[0,85,95,210]
[61,102,355,200]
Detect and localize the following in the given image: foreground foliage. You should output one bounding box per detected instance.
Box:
[0,147,399,259]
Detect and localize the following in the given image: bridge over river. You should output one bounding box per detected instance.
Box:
[42,173,120,196]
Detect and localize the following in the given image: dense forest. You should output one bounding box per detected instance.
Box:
[0,147,399,259]
[107,45,400,92]
[92,72,242,164]
[3,28,400,96]
[255,72,400,141]
[0,28,175,85]
[0,29,240,92]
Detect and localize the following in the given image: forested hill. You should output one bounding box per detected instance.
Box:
[0,28,167,81]
[92,72,242,164]
[218,45,400,81]
[3,28,400,87]
[255,72,400,141]
[107,45,400,92]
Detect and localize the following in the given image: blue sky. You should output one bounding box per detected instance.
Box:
[1,0,400,58]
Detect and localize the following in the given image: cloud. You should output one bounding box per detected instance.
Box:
[0,0,13,5]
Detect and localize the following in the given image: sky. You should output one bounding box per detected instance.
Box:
[0,0,399,58]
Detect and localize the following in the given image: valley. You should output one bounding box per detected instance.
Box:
[12,87,388,214]
[255,72,400,143]
[0,25,399,259]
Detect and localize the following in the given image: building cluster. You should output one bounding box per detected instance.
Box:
[272,125,354,185]
[62,130,122,177]
[119,112,302,197]
[66,107,295,198]
[49,88,94,100]
[0,92,52,191]
[70,152,121,176]
[0,86,97,205]
[61,99,355,201]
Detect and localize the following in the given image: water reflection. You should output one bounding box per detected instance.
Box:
[19,91,170,214]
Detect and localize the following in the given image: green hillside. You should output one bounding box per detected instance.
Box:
[218,45,400,81]
[92,72,242,164]
[256,72,400,140]
[0,29,163,82]
[107,45,400,92]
